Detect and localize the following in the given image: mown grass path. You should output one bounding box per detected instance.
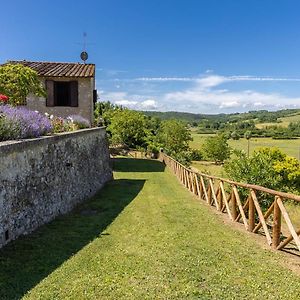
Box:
[1,158,300,299]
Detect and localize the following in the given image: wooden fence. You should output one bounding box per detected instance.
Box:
[160,152,300,253]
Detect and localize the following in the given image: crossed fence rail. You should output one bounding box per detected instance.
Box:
[160,152,300,253]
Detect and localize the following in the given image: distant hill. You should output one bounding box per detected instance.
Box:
[142,109,300,125]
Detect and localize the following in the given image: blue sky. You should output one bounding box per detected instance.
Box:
[1,0,300,113]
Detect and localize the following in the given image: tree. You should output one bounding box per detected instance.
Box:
[273,156,300,192]
[203,134,231,164]
[224,147,299,209]
[158,119,192,154]
[224,148,283,190]
[230,131,240,140]
[94,101,124,126]
[244,130,252,157]
[157,119,192,165]
[0,64,45,105]
[106,109,149,148]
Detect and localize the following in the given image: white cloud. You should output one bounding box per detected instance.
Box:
[115,100,138,106]
[253,102,264,107]
[136,77,194,82]
[196,75,228,89]
[98,91,127,100]
[98,69,128,77]
[99,90,159,110]
[164,80,300,112]
[219,101,240,108]
[140,99,158,109]
[98,72,300,113]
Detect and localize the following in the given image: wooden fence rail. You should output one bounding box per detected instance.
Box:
[160,152,300,253]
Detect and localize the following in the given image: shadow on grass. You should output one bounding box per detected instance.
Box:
[113,158,165,173]
[0,178,145,300]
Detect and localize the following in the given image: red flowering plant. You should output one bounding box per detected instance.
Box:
[0,94,9,104]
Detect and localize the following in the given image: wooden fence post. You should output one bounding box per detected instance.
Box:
[272,196,281,249]
[217,186,222,211]
[194,174,201,198]
[248,195,255,232]
[190,172,196,194]
[231,189,238,220]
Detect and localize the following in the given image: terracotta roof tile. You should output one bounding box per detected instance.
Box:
[6,60,95,78]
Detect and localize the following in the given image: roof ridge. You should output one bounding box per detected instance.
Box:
[7,60,95,66]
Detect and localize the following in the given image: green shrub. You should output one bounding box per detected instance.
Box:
[189,149,203,161]
[0,114,20,141]
[224,147,299,210]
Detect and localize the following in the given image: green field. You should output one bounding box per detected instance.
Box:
[191,160,224,177]
[1,158,300,299]
[190,132,300,159]
[256,112,300,129]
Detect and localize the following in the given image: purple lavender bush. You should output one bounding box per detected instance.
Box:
[0,105,52,141]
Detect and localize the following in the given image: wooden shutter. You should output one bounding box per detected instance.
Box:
[69,81,78,107]
[93,89,97,103]
[46,80,55,107]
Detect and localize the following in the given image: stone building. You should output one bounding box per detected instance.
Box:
[8,60,96,125]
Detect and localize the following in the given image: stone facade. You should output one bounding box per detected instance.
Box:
[26,76,95,125]
[0,127,113,249]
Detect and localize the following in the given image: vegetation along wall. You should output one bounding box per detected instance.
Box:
[0,127,112,248]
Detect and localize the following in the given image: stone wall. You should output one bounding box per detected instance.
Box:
[0,127,112,248]
[26,76,94,125]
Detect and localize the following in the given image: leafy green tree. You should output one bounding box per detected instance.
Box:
[189,149,203,161]
[203,134,231,164]
[230,131,240,140]
[224,148,281,209]
[273,156,300,193]
[94,101,124,125]
[0,64,45,105]
[157,119,192,165]
[158,119,192,154]
[224,147,299,209]
[244,130,252,157]
[224,148,283,189]
[106,109,149,148]
[244,130,252,140]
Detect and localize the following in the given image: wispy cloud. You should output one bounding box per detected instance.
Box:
[97,68,128,77]
[136,74,300,86]
[136,77,195,82]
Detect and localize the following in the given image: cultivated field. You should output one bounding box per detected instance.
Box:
[256,112,300,129]
[190,132,300,159]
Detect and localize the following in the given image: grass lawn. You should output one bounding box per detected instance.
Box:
[1,158,300,299]
[190,132,300,159]
[191,160,224,177]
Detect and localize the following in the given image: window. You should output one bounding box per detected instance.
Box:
[46,80,78,107]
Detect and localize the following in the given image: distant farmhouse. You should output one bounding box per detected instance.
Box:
[8,60,96,125]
